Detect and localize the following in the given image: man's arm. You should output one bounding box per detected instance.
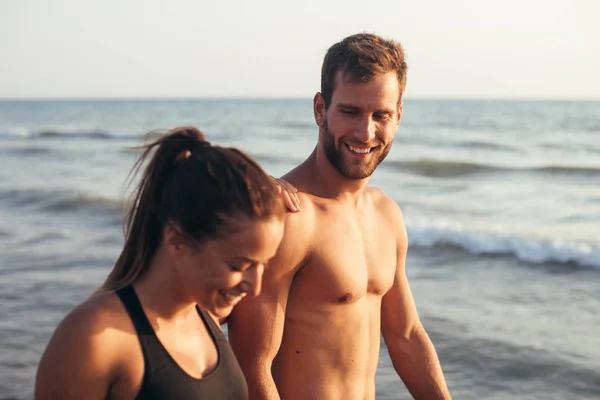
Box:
[380,200,452,400]
[228,206,310,399]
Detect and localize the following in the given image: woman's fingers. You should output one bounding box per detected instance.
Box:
[271,177,301,212]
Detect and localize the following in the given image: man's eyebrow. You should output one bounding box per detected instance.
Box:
[337,104,395,115]
[337,103,360,110]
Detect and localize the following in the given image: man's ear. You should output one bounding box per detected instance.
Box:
[313,92,326,127]
[396,101,403,126]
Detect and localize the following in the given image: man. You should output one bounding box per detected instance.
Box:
[228,33,452,400]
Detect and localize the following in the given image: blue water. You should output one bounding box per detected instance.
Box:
[1,99,599,399]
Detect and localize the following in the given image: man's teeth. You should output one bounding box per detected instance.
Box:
[347,145,371,154]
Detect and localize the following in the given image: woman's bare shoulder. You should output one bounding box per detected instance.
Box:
[35,289,136,399]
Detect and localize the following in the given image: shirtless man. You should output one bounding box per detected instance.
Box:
[228,33,452,400]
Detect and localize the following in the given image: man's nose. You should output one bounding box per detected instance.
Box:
[354,115,377,142]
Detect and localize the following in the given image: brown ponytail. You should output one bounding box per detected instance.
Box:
[101,126,284,291]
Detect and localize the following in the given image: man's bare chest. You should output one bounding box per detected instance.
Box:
[291,215,397,304]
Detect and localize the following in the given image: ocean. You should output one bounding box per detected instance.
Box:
[0,99,599,399]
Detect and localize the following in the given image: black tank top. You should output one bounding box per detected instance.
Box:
[116,285,248,400]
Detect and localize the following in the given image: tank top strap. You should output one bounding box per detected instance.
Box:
[116,285,169,372]
[196,307,227,343]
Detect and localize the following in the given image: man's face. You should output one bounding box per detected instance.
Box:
[316,71,402,180]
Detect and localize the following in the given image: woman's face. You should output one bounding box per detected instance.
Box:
[177,216,285,318]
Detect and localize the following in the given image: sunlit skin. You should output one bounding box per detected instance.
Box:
[173,216,286,320]
[321,71,400,180]
[34,216,284,400]
[229,70,452,400]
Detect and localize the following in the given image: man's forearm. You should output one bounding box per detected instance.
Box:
[388,325,452,400]
[242,364,281,400]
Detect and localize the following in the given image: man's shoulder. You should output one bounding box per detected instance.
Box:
[367,186,403,218]
[281,191,333,240]
[366,186,407,242]
[296,191,332,211]
[273,192,317,265]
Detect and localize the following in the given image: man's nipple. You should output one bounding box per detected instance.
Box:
[338,292,354,303]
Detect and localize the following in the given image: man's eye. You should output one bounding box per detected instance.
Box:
[229,265,243,272]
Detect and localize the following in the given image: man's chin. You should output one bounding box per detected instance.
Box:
[339,165,376,180]
[336,156,378,179]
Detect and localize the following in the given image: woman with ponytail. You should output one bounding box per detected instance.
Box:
[35,126,288,400]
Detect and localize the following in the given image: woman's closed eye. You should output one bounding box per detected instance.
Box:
[229,262,253,272]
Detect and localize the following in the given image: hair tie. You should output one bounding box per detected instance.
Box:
[175,149,192,161]
[175,140,212,162]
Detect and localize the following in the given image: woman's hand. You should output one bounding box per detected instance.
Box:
[272,177,301,212]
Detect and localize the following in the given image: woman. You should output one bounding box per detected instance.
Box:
[35,126,289,399]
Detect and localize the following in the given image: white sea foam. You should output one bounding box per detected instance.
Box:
[407,220,600,268]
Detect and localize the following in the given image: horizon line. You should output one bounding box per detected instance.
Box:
[0,95,599,102]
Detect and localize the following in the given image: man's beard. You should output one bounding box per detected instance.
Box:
[322,119,392,180]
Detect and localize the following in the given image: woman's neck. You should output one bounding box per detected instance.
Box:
[133,248,197,323]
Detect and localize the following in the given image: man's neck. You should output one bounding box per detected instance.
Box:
[300,146,370,206]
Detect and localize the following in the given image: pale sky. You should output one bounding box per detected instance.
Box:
[1,0,598,99]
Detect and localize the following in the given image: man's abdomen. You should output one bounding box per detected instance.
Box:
[273,299,381,400]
